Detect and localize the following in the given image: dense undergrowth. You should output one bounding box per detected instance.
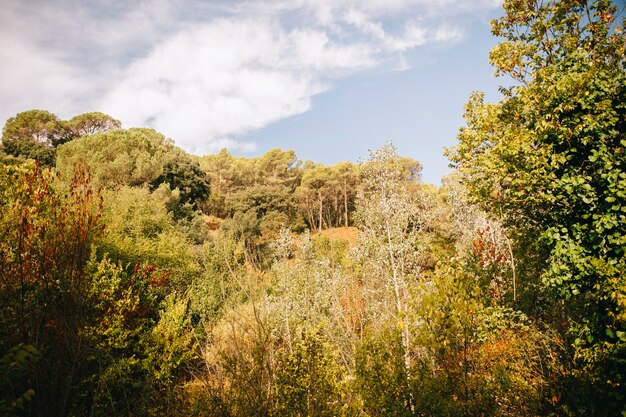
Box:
[1,1,624,416]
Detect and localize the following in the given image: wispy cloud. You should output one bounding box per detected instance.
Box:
[0,0,500,154]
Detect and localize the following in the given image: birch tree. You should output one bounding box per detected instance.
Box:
[352,144,426,374]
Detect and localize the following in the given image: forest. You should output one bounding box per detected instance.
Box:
[0,1,624,416]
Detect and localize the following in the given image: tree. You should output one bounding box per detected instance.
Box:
[1,110,62,165]
[351,144,427,396]
[448,0,625,413]
[273,328,344,417]
[268,230,354,363]
[149,156,210,216]
[1,111,122,164]
[199,149,236,197]
[56,128,176,188]
[1,110,61,145]
[0,140,56,167]
[97,186,199,288]
[297,164,332,232]
[253,148,301,189]
[60,112,121,144]
[334,162,360,227]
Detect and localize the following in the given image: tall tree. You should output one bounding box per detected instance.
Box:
[448,0,625,413]
[298,164,331,232]
[56,128,176,188]
[335,162,359,227]
[61,112,121,144]
[1,110,61,145]
[1,110,61,165]
[353,144,426,382]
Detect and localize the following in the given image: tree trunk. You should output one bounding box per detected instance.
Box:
[343,180,349,227]
[318,189,323,232]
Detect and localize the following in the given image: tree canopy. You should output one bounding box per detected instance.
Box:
[56,127,176,188]
[448,0,625,412]
[1,110,122,166]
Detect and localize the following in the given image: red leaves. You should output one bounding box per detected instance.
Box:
[471,226,508,268]
[0,162,103,342]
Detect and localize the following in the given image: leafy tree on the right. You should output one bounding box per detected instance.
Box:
[448,0,625,414]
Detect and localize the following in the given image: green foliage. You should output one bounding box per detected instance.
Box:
[296,161,361,231]
[62,112,121,141]
[1,111,122,165]
[9,10,625,409]
[82,258,159,417]
[185,231,250,331]
[0,139,56,166]
[0,162,103,416]
[56,128,176,188]
[226,184,296,243]
[312,234,351,268]
[273,328,345,417]
[150,156,210,217]
[413,262,557,416]
[97,186,200,288]
[1,110,62,166]
[2,110,62,145]
[356,329,412,417]
[81,256,194,417]
[0,344,41,417]
[199,148,361,234]
[448,0,626,413]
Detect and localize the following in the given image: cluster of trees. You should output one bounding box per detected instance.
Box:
[1,111,121,166]
[199,149,366,235]
[0,0,624,416]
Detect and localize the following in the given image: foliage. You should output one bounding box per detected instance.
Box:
[0,161,196,416]
[273,328,345,417]
[63,112,121,141]
[199,148,361,234]
[351,143,428,375]
[4,3,624,409]
[356,329,412,417]
[56,128,176,188]
[412,261,559,416]
[150,156,210,217]
[268,230,355,365]
[1,110,62,166]
[0,139,56,166]
[0,344,41,417]
[195,301,277,417]
[97,186,200,288]
[80,256,193,417]
[0,162,102,416]
[1,110,62,145]
[0,111,122,165]
[448,0,626,412]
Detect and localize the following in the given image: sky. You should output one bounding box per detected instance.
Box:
[0,0,508,184]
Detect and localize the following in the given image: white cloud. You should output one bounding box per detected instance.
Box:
[0,34,90,123]
[100,19,378,153]
[0,0,500,153]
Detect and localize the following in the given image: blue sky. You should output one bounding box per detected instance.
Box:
[241,19,505,183]
[0,0,507,184]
